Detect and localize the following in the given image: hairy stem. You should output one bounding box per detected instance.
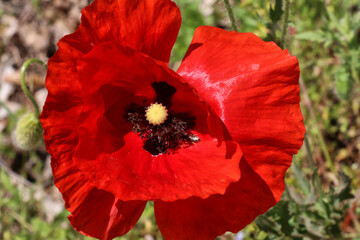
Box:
[223,0,238,31]
[280,0,290,49]
[20,58,47,118]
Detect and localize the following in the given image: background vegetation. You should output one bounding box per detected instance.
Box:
[0,0,359,239]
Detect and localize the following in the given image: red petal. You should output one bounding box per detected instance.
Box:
[154,158,276,240]
[41,106,146,240]
[75,131,242,201]
[71,43,242,201]
[40,24,92,149]
[178,26,305,201]
[75,42,210,153]
[40,27,87,176]
[68,188,146,240]
[41,35,146,240]
[55,160,146,240]
[81,0,181,63]
[42,26,90,104]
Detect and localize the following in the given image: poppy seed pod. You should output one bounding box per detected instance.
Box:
[14,112,42,150]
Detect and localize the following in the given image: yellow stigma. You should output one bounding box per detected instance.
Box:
[145,103,168,125]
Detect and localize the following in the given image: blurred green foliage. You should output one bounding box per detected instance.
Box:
[0,168,163,240]
[255,167,354,239]
[0,168,82,240]
[171,0,214,64]
[295,1,360,99]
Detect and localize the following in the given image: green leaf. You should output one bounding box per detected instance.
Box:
[255,215,279,234]
[350,49,360,83]
[276,201,293,236]
[291,163,311,195]
[295,31,327,43]
[304,185,317,205]
[335,68,352,99]
[302,216,326,237]
[334,172,354,202]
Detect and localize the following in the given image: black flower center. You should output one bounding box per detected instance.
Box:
[126,82,200,156]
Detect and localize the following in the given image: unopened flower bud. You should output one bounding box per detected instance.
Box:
[14,112,43,150]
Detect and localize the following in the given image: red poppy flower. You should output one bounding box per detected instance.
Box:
[40,0,305,239]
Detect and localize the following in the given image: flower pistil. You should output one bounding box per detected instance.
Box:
[145,102,168,125]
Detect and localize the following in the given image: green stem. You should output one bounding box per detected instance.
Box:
[300,77,334,171]
[304,134,324,197]
[280,0,290,49]
[304,134,316,169]
[20,58,47,118]
[223,0,238,31]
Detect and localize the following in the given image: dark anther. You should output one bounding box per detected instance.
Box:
[126,82,198,155]
[127,106,199,156]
